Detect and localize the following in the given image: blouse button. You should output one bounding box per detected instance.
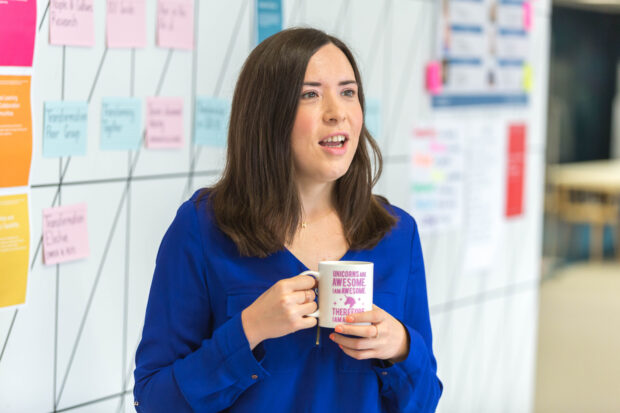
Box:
[381,371,388,376]
[251,374,258,380]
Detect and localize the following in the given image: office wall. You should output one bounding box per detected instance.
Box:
[0,0,550,411]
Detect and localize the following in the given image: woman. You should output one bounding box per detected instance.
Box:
[134,28,442,412]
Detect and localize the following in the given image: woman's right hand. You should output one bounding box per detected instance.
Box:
[241,274,318,350]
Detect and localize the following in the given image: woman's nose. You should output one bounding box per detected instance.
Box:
[322,94,346,123]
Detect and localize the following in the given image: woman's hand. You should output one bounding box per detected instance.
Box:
[241,274,318,350]
[329,304,409,364]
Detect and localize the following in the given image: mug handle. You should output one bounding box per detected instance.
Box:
[300,270,319,318]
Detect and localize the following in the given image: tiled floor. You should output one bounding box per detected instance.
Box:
[534,261,620,413]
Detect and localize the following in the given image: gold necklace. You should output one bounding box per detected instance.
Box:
[300,208,334,229]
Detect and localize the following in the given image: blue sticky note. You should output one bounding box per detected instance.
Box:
[43,101,88,157]
[100,97,142,151]
[365,98,381,141]
[194,97,230,147]
[255,0,282,44]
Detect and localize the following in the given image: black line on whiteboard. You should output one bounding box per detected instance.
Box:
[155,50,174,96]
[213,0,248,98]
[38,1,50,32]
[87,48,109,103]
[52,389,132,413]
[0,309,18,365]
[183,0,201,202]
[31,170,220,189]
[30,158,72,270]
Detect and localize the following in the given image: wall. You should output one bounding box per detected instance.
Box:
[0,0,551,412]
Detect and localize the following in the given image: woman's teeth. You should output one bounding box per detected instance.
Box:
[320,135,347,147]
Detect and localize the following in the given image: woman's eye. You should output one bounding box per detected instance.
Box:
[301,91,318,99]
[342,89,356,97]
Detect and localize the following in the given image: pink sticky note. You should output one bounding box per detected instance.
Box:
[157,0,194,50]
[523,1,533,31]
[42,203,90,265]
[106,0,147,48]
[0,0,37,66]
[146,97,184,149]
[49,0,95,47]
[425,61,442,95]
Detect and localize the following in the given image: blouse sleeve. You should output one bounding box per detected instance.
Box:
[371,216,443,412]
[133,201,269,412]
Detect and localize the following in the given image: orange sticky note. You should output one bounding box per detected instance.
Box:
[0,75,32,188]
[0,193,30,308]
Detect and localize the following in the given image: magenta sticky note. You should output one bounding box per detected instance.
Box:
[42,203,90,265]
[49,0,95,47]
[426,61,442,95]
[0,0,37,66]
[106,0,147,48]
[157,0,195,50]
[146,97,184,149]
[523,1,533,31]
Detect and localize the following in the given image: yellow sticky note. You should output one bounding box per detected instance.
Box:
[523,64,533,92]
[0,193,30,308]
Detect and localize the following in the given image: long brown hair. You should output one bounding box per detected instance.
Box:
[198,28,396,257]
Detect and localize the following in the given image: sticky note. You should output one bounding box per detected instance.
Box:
[523,1,532,31]
[0,193,30,308]
[0,0,37,66]
[0,76,32,188]
[157,0,194,50]
[523,64,533,92]
[194,97,230,147]
[146,97,184,149]
[43,101,88,157]
[425,61,442,95]
[106,0,147,48]
[364,98,381,141]
[49,0,95,47]
[100,97,142,151]
[256,0,282,44]
[42,203,89,265]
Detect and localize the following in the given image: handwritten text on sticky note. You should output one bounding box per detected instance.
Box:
[157,0,194,50]
[43,203,90,265]
[194,97,230,147]
[49,0,95,47]
[146,97,184,149]
[100,97,142,150]
[106,0,146,48]
[43,101,88,157]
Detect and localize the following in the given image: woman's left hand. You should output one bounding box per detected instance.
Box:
[329,304,409,364]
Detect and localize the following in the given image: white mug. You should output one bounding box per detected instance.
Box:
[301,261,373,328]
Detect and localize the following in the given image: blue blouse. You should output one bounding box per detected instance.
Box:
[133,190,442,412]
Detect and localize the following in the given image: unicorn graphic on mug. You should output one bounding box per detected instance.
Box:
[344,295,356,309]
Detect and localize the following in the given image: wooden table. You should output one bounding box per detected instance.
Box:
[546,160,620,260]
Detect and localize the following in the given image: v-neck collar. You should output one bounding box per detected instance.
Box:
[282,246,355,272]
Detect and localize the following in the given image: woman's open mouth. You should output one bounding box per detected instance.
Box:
[319,134,348,148]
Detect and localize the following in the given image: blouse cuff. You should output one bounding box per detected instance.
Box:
[371,323,430,390]
[172,312,270,406]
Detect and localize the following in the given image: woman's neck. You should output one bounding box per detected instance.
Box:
[296,179,336,219]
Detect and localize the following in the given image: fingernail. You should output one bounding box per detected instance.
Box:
[335,326,343,333]
[329,333,334,340]
[338,344,343,349]
[345,315,354,323]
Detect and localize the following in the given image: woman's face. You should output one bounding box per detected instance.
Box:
[290,43,363,187]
